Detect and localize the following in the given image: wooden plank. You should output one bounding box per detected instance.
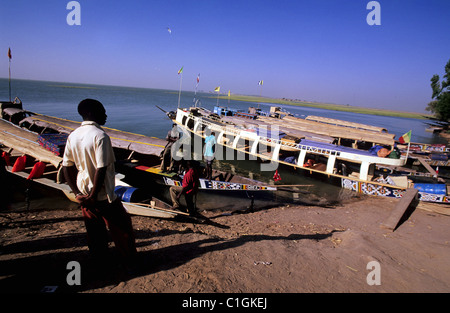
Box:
[123,202,179,219]
[417,157,438,176]
[380,188,419,231]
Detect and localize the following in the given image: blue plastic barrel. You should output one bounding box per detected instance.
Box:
[414,183,446,195]
[122,187,138,202]
[114,186,139,202]
[114,186,128,199]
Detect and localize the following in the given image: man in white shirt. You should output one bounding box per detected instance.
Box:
[63,99,136,266]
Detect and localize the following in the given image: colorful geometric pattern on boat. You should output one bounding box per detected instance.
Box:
[341,178,450,203]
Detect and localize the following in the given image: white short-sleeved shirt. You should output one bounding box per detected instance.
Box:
[62,121,116,202]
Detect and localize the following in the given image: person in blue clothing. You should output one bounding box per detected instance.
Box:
[203,128,216,180]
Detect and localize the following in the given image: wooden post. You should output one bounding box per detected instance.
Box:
[380,188,419,231]
[417,157,438,176]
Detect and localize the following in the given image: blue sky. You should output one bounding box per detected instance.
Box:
[1,0,449,113]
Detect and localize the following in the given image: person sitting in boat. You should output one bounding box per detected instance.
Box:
[369,145,391,158]
[169,160,200,216]
[283,155,297,164]
[160,123,180,173]
[203,128,216,180]
[387,145,401,159]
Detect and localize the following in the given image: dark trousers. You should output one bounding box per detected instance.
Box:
[169,186,196,214]
[160,146,175,171]
[81,198,137,262]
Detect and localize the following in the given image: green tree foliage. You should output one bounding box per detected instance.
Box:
[426,59,450,121]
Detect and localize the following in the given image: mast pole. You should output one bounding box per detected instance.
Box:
[177,68,183,108]
[8,47,12,102]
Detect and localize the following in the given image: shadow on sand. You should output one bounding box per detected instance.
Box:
[0,209,342,293]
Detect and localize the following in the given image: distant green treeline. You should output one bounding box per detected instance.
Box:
[214,94,430,120]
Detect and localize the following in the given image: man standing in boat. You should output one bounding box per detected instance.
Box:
[203,128,216,180]
[62,98,137,269]
[160,123,180,173]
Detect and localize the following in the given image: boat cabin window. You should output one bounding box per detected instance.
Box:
[220,133,234,146]
[235,137,252,152]
[356,141,373,150]
[278,150,298,164]
[337,161,362,178]
[197,124,209,136]
[302,153,327,171]
[338,138,355,148]
[186,117,195,130]
[257,142,274,158]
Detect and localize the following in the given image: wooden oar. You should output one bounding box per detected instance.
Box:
[266,184,314,187]
[127,202,190,216]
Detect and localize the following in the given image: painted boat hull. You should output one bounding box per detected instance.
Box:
[115,162,284,211]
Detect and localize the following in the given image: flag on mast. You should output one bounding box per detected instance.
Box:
[398,130,411,144]
[177,66,184,108]
[258,80,263,85]
[214,86,221,106]
[8,47,12,59]
[197,73,200,84]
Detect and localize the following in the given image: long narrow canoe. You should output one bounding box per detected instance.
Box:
[20,113,167,156]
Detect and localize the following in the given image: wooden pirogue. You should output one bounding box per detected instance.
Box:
[0,117,180,218]
[1,100,283,213]
[19,113,167,156]
[0,118,62,168]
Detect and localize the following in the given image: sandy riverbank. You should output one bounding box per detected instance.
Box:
[1,188,450,295]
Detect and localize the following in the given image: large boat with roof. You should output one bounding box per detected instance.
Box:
[172,105,450,204]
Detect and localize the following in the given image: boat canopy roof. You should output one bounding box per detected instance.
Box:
[0,118,62,168]
[261,115,395,147]
[3,107,28,116]
[199,107,395,146]
[305,115,388,133]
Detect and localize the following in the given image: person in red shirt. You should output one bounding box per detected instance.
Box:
[170,160,200,216]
